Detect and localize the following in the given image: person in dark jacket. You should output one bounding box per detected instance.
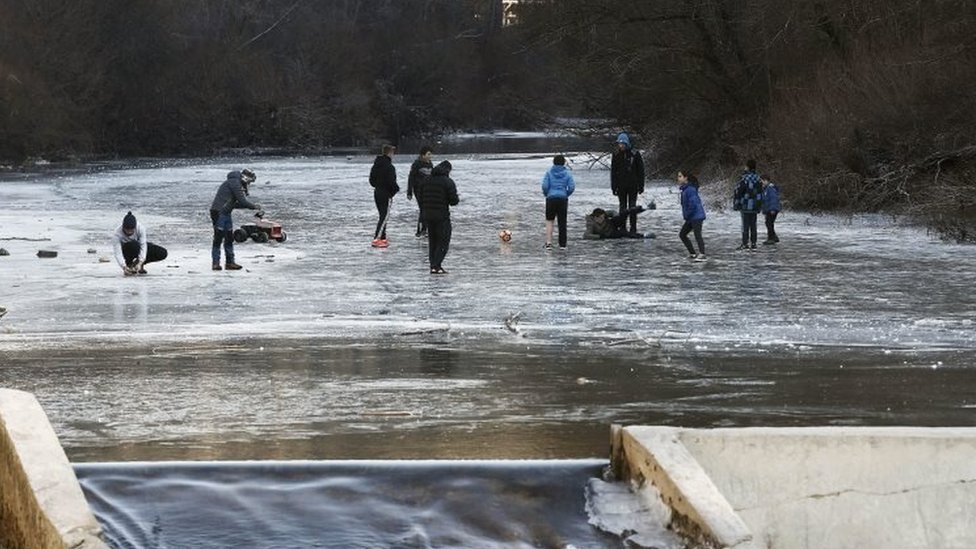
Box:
[678,171,707,261]
[420,160,459,274]
[209,169,261,271]
[369,144,400,247]
[761,178,781,244]
[610,132,646,236]
[542,155,575,249]
[407,146,434,238]
[733,159,763,250]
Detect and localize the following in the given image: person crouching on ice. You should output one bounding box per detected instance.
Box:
[113,211,168,275]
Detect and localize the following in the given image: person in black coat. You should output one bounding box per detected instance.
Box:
[407,146,434,237]
[610,132,646,236]
[369,144,399,246]
[420,160,459,274]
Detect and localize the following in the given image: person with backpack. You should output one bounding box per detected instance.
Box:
[210,168,261,271]
[542,154,575,249]
[421,161,459,274]
[677,171,707,261]
[610,132,646,237]
[761,177,781,244]
[407,146,434,238]
[733,159,763,250]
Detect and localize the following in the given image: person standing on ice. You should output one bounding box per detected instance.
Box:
[677,171,707,261]
[733,159,764,250]
[407,145,434,238]
[542,154,575,249]
[420,160,459,274]
[761,177,781,244]
[369,144,399,248]
[112,211,168,275]
[610,132,646,237]
[209,168,261,271]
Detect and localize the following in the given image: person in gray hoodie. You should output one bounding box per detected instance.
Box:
[542,155,575,249]
[209,169,261,271]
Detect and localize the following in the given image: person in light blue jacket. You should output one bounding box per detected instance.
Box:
[761,177,781,244]
[542,155,575,249]
[678,171,707,261]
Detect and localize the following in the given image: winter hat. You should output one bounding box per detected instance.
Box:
[435,160,452,173]
[122,211,137,230]
[616,133,631,149]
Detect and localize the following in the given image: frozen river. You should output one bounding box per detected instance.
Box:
[2,147,975,548]
[1,150,975,460]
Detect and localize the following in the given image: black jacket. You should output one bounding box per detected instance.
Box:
[420,161,459,222]
[369,155,399,198]
[610,149,645,195]
[407,158,433,200]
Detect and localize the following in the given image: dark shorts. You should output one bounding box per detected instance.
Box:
[545,198,568,221]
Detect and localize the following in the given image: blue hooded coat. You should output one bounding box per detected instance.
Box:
[762,182,781,213]
[542,165,575,199]
[680,183,706,222]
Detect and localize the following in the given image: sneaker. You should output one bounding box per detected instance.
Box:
[762,239,775,245]
[544,242,552,249]
[688,254,698,260]
[212,264,222,271]
[138,267,148,274]
[371,239,389,248]
[749,243,757,250]
[694,254,707,262]
[736,244,749,251]
[225,262,243,270]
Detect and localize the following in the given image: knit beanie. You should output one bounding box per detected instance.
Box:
[122,211,137,230]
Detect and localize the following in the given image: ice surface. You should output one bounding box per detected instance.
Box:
[1,154,974,354]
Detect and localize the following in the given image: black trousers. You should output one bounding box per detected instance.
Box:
[374,193,391,240]
[617,192,638,233]
[679,220,705,255]
[121,241,168,265]
[545,198,568,247]
[765,211,779,241]
[426,218,452,269]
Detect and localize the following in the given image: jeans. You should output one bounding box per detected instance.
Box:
[740,212,758,246]
[211,210,235,264]
[617,192,639,233]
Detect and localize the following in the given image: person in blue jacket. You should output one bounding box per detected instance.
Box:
[678,171,707,261]
[761,177,781,244]
[542,155,575,249]
[733,159,763,250]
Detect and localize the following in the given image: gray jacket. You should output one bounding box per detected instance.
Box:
[210,171,258,215]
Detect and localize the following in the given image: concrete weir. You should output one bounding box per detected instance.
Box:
[0,388,105,549]
[611,425,976,549]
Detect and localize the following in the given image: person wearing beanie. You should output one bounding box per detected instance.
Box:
[677,171,707,261]
[610,132,646,237]
[112,211,168,275]
[209,169,262,270]
[420,160,459,274]
[542,154,575,249]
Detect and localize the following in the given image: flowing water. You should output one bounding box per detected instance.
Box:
[1,133,975,547]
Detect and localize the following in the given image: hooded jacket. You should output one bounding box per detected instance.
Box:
[369,155,400,198]
[610,133,645,195]
[420,161,459,222]
[407,158,432,200]
[762,182,781,213]
[542,165,575,200]
[210,171,259,215]
[680,183,706,222]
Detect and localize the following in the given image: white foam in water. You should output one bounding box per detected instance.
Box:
[584,478,685,548]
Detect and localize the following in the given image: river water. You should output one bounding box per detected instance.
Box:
[1,133,975,547]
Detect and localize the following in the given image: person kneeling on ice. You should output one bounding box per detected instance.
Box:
[113,211,168,276]
[582,202,655,240]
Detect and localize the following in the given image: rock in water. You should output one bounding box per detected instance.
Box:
[37,250,58,258]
